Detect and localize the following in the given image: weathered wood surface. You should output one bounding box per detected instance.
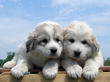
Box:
[0,66,110,72]
[0,66,110,82]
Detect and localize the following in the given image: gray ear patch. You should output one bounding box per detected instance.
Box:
[93,37,100,54]
[86,35,100,56]
[91,35,100,55]
[26,39,36,53]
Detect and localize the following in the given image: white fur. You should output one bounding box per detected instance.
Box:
[3,60,16,69]
[62,58,82,78]
[3,21,63,79]
[62,21,104,80]
[42,60,59,79]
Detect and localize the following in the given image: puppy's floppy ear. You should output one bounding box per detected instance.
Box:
[26,33,37,53]
[26,39,35,53]
[90,35,100,55]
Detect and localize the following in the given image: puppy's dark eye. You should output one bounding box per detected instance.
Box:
[56,38,61,42]
[69,39,74,43]
[82,40,87,44]
[41,39,48,43]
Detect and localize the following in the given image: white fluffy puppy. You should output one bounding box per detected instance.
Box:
[3,21,63,79]
[62,21,104,80]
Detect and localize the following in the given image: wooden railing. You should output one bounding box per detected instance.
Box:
[0,66,110,82]
[0,66,110,72]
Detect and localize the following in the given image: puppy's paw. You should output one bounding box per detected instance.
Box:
[3,61,16,69]
[83,66,98,80]
[66,65,82,79]
[43,68,57,79]
[11,65,28,78]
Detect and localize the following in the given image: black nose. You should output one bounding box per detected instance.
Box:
[50,47,57,54]
[74,50,81,57]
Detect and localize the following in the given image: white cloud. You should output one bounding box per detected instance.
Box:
[53,0,110,23]
[93,26,110,37]
[53,1,110,37]
[0,0,21,9]
[0,4,4,8]
[0,0,5,2]
[54,7,74,20]
[0,0,20,2]
[52,0,69,5]
[0,35,25,45]
[0,17,36,44]
[81,10,110,37]
[86,10,110,22]
[52,0,110,6]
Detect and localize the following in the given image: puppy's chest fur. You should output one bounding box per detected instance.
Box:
[27,52,48,67]
[63,55,85,67]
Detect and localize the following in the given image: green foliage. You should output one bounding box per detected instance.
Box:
[104,58,110,66]
[3,52,15,63]
[0,52,15,67]
[0,59,4,67]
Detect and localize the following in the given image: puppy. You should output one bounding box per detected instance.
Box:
[62,21,104,80]
[3,21,63,79]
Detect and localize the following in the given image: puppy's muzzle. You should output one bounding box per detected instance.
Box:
[74,50,81,57]
[50,47,57,54]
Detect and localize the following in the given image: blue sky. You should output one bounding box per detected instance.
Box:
[0,0,110,59]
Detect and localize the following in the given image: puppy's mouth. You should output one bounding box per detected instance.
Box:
[70,53,81,60]
[72,55,79,59]
[47,53,60,58]
[73,55,80,58]
[51,53,59,57]
[71,55,84,61]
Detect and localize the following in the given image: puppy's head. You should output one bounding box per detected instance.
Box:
[26,21,63,58]
[63,21,99,60]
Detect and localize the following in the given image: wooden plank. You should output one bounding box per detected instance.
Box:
[0,66,110,73]
[0,72,110,82]
[94,72,110,82]
[2,72,11,75]
[0,67,110,82]
[99,66,110,71]
[0,68,10,72]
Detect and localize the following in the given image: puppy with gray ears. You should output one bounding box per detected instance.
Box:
[3,21,63,79]
[62,21,104,80]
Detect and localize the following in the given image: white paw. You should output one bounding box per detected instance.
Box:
[66,65,82,79]
[43,68,58,79]
[11,65,28,78]
[3,61,16,69]
[83,66,98,80]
